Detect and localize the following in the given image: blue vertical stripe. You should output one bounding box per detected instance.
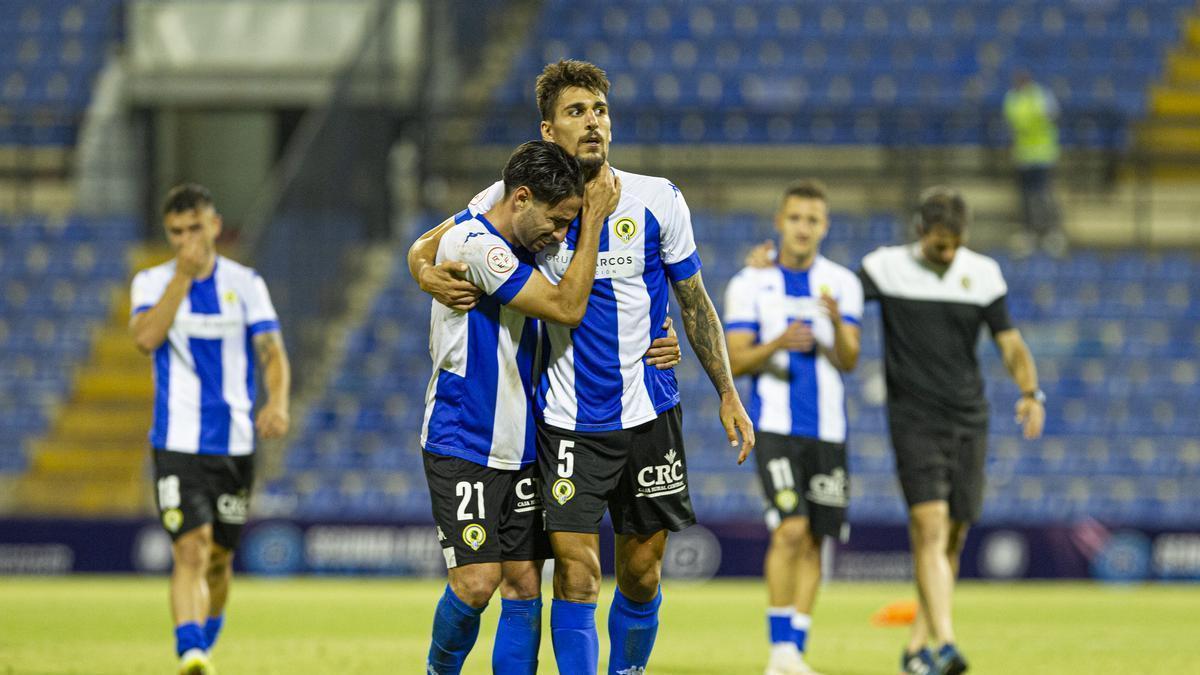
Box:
[190,337,230,454]
[781,268,819,437]
[640,208,678,412]
[427,298,502,459]
[151,343,170,447]
[749,374,762,429]
[188,271,230,453]
[571,219,623,428]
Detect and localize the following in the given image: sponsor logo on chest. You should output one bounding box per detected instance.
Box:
[538,215,646,280]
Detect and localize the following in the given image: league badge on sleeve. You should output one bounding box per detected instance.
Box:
[486,246,515,274]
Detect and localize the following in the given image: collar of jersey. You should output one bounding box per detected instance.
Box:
[473,213,517,250]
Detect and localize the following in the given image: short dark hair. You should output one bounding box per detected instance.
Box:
[915,186,968,235]
[502,140,584,207]
[162,183,214,216]
[780,179,828,208]
[535,59,611,121]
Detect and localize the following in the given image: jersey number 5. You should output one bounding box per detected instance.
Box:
[557,440,575,478]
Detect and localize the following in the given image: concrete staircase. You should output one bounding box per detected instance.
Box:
[1142,15,1200,171]
[15,246,169,516]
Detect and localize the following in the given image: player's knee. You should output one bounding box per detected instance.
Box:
[173,532,211,571]
[554,558,600,602]
[946,523,970,555]
[772,518,814,553]
[450,565,502,608]
[207,549,233,579]
[616,564,661,602]
[909,517,947,550]
[500,564,542,600]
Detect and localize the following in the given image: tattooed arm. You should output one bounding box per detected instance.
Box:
[252,331,291,439]
[672,271,756,461]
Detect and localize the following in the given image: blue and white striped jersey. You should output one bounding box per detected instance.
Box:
[131,256,280,455]
[468,168,702,432]
[420,213,539,470]
[723,257,863,443]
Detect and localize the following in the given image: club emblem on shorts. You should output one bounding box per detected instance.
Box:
[486,246,515,274]
[552,478,576,505]
[614,217,637,243]
[462,524,487,551]
[774,488,800,513]
[162,508,183,533]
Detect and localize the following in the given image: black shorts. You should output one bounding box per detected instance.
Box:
[754,432,849,540]
[537,405,695,536]
[890,425,988,523]
[152,449,255,551]
[423,451,552,568]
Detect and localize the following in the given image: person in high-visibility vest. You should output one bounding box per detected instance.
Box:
[1003,70,1064,255]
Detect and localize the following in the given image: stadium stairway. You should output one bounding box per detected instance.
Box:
[14,245,166,516]
[1143,12,1200,173]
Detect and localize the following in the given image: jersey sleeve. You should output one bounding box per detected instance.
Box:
[659,181,702,283]
[244,274,281,336]
[982,263,1013,335]
[455,234,533,305]
[722,270,759,336]
[857,266,881,302]
[467,181,504,215]
[838,271,865,326]
[130,270,160,316]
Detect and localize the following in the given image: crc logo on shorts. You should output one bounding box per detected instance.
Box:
[216,491,249,524]
[774,488,800,513]
[162,508,184,533]
[513,477,543,513]
[614,217,638,243]
[462,524,487,551]
[806,468,849,508]
[551,478,576,505]
[486,246,515,274]
[636,448,686,498]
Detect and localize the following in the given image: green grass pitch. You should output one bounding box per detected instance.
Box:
[1,577,1197,674]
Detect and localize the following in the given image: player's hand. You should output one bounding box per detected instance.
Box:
[583,164,620,219]
[1015,397,1045,440]
[176,239,207,278]
[744,240,776,269]
[819,292,842,326]
[644,317,682,370]
[420,260,482,311]
[774,321,815,352]
[256,402,290,439]
[719,391,755,464]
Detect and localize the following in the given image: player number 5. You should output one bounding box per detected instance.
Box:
[455,481,485,520]
[557,440,575,478]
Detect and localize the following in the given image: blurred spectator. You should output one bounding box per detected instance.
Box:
[1003,71,1065,257]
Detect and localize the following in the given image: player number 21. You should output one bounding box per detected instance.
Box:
[456,481,485,520]
[557,440,575,478]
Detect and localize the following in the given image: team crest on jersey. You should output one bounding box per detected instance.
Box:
[486,246,515,274]
[162,508,184,533]
[223,290,238,304]
[961,276,971,290]
[614,217,638,243]
[462,524,487,551]
[819,284,832,296]
[552,478,576,505]
[775,488,800,513]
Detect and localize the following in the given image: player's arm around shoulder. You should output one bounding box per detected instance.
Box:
[408,214,484,312]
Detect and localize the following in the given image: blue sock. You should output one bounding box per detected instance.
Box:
[767,607,793,644]
[427,585,486,675]
[791,613,811,654]
[608,588,662,675]
[203,614,224,651]
[174,622,205,656]
[550,598,598,675]
[492,597,542,675]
